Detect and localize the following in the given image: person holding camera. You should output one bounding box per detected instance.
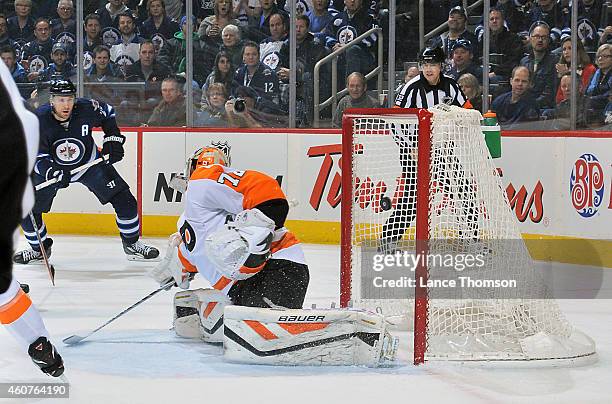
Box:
[224,85,264,128]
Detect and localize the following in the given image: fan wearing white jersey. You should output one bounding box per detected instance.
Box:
[150,143,309,341]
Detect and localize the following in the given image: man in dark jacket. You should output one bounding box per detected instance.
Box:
[520,21,557,110]
[492,66,540,126]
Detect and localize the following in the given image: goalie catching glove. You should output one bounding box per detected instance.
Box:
[149,233,193,289]
[204,209,275,281]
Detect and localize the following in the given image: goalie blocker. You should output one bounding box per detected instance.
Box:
[223,306,398,366]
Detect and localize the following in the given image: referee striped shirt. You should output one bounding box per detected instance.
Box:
[395,73,471,109]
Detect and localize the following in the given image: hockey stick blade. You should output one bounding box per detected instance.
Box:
[62,279,175,346]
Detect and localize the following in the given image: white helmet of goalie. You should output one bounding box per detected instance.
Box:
[187,141,231,177]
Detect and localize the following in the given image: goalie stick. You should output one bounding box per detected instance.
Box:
[63,279,175,345]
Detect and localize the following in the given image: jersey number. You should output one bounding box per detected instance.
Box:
[264,82,274,93]
[217,170,245,187]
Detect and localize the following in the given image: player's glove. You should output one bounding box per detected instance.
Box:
[102,134,125,164]
[46,165,71,188]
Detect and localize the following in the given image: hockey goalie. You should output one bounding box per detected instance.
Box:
[149,143,397,366]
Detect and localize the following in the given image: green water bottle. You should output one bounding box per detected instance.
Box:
[481,111,502,159]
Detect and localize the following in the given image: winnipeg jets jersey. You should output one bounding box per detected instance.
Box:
[177,164,306,294]
[34,98,120,181]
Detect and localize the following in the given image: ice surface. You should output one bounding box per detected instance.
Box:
[1,236,611,404]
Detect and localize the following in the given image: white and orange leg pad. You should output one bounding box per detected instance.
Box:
[223,306,399,366]
[0,279,49,350]
[173,288,231,342]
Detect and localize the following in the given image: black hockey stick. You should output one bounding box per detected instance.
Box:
[63,279,175,345]
[35,155,109,191]
[29,211,55,286]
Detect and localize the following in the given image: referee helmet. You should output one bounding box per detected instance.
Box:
[418,47,446,65]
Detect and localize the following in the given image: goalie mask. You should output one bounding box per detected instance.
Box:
[187,141,231,177]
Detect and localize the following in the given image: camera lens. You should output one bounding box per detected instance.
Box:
[234,99,246,113]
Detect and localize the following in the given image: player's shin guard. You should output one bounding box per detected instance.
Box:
[223,306,399,366]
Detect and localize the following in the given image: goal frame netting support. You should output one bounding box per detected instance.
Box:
[341,108,432,365]
[340,107,597,367]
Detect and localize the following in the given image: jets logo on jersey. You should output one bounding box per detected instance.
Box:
[337,26,357,45]
[152,34,166,51]
[55,32,75,47]
[115,54,136,70]
[102,27,120,47]
[53,138,84,164]
[83,51,93,71]
[577,19,597,41]
[28,55,48,73]
[262,52,280,71]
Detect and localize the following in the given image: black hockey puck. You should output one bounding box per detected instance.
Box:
[20,283,30,294]
[380,196,392,211]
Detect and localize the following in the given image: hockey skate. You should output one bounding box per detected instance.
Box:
[13,239,53,265]
[28,336,64,377]
[123,240,160,261]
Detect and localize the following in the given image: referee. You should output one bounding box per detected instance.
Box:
[380,46,476,254]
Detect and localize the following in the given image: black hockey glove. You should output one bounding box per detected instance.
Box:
[102,134,125,164]
[47,165,71,188]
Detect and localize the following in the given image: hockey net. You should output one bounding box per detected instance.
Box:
[340,105,596,365]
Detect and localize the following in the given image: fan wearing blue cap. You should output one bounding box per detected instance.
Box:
[429,6,478,63]
[448,39,482,83]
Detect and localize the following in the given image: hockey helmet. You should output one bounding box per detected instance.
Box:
[418,47,446,64]
[49,79,76,96]
[187,141,231,176]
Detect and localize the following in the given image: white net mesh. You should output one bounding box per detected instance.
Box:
[345,105,596,362]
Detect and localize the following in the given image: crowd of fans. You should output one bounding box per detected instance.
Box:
[1,0,612,128]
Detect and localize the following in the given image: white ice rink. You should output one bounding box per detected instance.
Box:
[1,235,611,404]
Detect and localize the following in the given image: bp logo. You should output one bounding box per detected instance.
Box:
[53,138,84,164]
[569,153,605,218]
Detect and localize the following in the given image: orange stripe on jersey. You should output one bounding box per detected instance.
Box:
[0,289,32,325]
[244,320,278,340]
[178,249,198,273]
[212,276,233,291]
[239,261,266,275]
[190,166,286,209]
[271,232,300,255]
[278,323,329,335]
[202,302,218,319]
[463,99,474,109]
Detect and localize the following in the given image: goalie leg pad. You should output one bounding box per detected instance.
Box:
[197,289,232,343]
[223,306,398,366]
[173,289,203,339]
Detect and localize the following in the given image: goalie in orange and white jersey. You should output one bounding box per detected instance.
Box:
[149,142,309,342]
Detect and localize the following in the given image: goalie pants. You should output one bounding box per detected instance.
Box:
[0,104,29,294]
[228,259,309,309]
[381,146,478,251]
[21,163,140,251]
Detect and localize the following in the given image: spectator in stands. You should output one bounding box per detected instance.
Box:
[125,40,170,82]
[260,13,287,72]
[520,21,557,110]
[196,82,229,126]
[0,45,27,82]
[584,44,612,126]
[96,0,133,30]
[22,18,53,72]
[555,36,595,104]
[147,75,186,126]
[233,0,260,28]
[220,24,243,67]
[200,51,235,109]
[198,0,240,46]
[224,85,277,127]
[51,0,76,38]
[480,8,524,87]
[250,0,288,42]
[30,42,75,82]
[491,66,540,125]
[576,0,605,29]
[85,44,122,81]
[332,72,378,127]
[326,0,377,81]
[526,0,568,32]
[279,14,329,124]
[110,12,145,74]
[8,0,35,42]
[458,73,483,113]
[234,40,280,106]
[84,14,103,53]
[430,6,478,63]
[0,14,14,48]
[543,72,584,128]
[394,66,420,93]
[448,39,482,83]
[140,0,179,47]
[157,15,214,85]
[486,0,526,33]
[307,0,333,43]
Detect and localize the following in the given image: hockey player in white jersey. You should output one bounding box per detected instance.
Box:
[0,62,64,377]
[150,144,397,366]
